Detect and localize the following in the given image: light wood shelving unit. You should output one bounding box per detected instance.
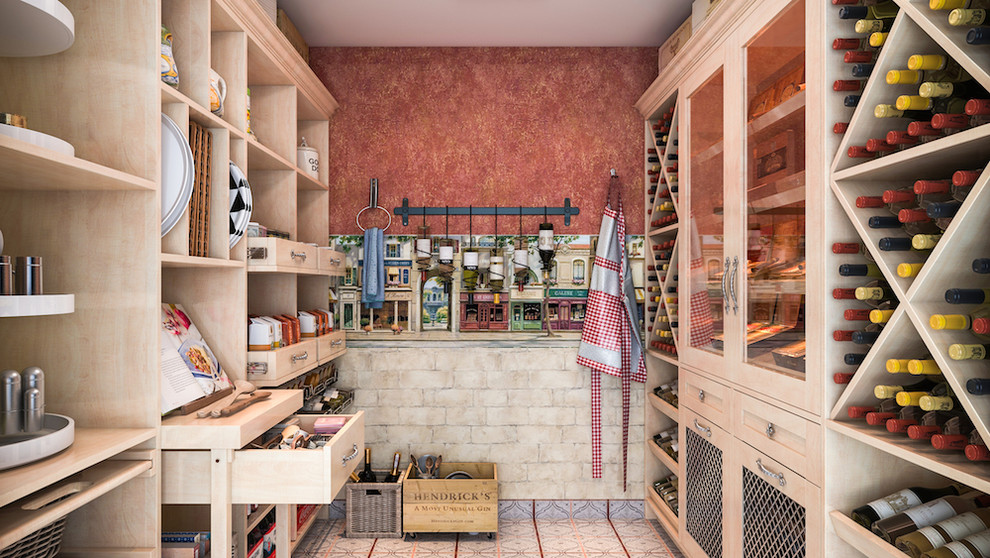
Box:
[0,1,359,556]
[639,0,990,556]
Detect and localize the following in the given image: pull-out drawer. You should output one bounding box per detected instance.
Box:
[317,331,346,363]
[247,237,320,273]
[248,339,319,387]
[163,411,364,505]
[734,391,822,486]
[679,367,731,429]
[318,248,345,276]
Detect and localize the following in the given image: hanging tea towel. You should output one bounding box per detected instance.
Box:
[362,227,384,309]
[577,173,645,491]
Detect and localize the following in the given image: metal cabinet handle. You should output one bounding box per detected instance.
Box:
[331,339,343,346]
[729,256,739,314]
[766,423,775,438]
[329,257,341,265]
[720,257,730,308]
[757,458,786,487]
[342,444,359,466]
[693,418,712,438]
[698,389,706,402]
[291,250,308,261]
[291,351,309,363]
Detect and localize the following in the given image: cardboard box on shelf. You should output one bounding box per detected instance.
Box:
[692,0,725,31]
[659,19,692,73]
[277,9,309,63]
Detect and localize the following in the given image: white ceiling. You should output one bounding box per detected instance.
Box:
[276,0,693,47]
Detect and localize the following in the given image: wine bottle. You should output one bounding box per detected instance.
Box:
[856,17,895,33]
[931,0,990,10]
[931,309,990,341]
[849,397,899,420]
[932,112,990,131]
[967,444,990,462]
[909,54,971,83]
[968,377,990,392]
[895,380,952,407]
[949,7,988,25]
[358,448,378,482]
[851,485,963,529]
[873,494,987,542]
[854,280,895,305]
[870,214,942,235]
[875,376,943,399]
[840,263,884,277]
[909,358,944,376]
[919,80,987,100]
[886,405,926,433]
[974,259,990,274]
[908,410,970,440]
[922,528,990,558]
[946,289,990,305]
[871,308,896,324]
[834,37,874,50]
[895,509,990,558]
[949,343,990,364]
[839,1,899,20]
[888,69,972,86]
[896,95,968,115]
[383,451,402,482]
[876,103,935,120]
[899,263,927,278]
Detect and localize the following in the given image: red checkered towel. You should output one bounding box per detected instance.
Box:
[577,175,645,490]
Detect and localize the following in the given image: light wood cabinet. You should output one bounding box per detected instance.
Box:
[642,0,990,556]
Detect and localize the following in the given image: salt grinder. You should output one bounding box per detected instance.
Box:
[22,366,44,433]
[1,369,22,435]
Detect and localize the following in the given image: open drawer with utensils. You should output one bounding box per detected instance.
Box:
[162,411,364,505]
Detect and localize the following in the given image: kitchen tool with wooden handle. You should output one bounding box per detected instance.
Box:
[212,390,271,417]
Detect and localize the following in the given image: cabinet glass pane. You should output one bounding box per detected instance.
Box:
[743,0,806,377]
[688,69,725,355]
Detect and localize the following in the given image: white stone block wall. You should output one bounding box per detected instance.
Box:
[336,345,645,499]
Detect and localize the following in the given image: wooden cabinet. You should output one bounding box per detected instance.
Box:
[679,407,732,558]
[642,0,990,556]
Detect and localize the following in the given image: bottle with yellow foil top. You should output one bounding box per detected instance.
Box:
[908,54,972,83]
[930,0,990,10]
[931,307,990,341]
[895,380,952,408]
[948,8,987,26]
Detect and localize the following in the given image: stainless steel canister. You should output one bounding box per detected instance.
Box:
[1,369,22,435]
[0,255,11,295]
[14,256,42,295]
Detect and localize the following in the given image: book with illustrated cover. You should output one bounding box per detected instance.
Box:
[160,303,232,413]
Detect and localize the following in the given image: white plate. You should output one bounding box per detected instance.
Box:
[0,122,74,157]
[229,162,253,248]
[0,0,74,57]
[161,113,194,237]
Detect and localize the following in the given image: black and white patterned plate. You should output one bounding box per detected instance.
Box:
[229,161,252,249]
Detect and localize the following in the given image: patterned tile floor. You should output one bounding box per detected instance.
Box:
[293,518,684,558]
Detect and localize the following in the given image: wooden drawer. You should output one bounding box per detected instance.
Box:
[247,339,319,387]
[317,330,345,363]
[728,438,823,558]
[318,248,345,276]
[247,237,319,272]
[163,411,364,505]
[679,367,731,429]
[733,391,822,486]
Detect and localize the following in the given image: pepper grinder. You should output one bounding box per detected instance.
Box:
[1,369,22,435]
[22,366,44,433]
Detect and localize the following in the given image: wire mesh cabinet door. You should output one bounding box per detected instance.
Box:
[679,407,732,558]
[728,438,823,558]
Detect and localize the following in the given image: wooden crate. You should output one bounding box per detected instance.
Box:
[276,9,309,63]
[402,463,498,534]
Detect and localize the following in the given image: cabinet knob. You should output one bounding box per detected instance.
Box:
[766,422,775,438]
[698,389,705,402]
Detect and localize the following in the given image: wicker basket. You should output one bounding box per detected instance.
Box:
[0,488,74,558]
[345,470,404,538]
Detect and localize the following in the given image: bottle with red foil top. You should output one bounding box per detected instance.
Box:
[908,410,972,440]
[908,120,948,141]
[931,416,979,452]
[885,405,926,433]
[932,111,990,132]
[849,397,899,420]
[886,129,921,148]
[873,493,990,543]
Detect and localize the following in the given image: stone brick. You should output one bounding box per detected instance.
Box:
[352,390,379,407]
[551,388,588,406]
[488,443,541,465]
[527,462,582,482]
[363,406,399,426]
[450,370,487,388]
[378,389,423,407]
[503,388,553,407]
[432,425,472,444]
[385,425,434,445]
[428,388,474,407]
[363,425,388,444]
[398,406,443,425]
[442,443,492,462]
[399,368,452,388]
[529,406,576,426]
[538,443,585,463]
[485,407,530,425]
[536,369,585,388]
[516,425,563,445]
[443,406,486,425]
[476,389,508,406]
[472,425,517,444]
[360,369,401,389]
[487,369,530,389]
[372,350,435,371]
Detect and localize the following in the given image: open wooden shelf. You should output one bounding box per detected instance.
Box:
[649,439,679,474]
[160,81,247,141]
[246,503,275,533]
[0,459,152,550]
[0,135,155,192]
[160,389,304,450]
[291,505,322,553]
[647,490,679,542]
[648,392,679,423]
[827,420,990,495]
[829,510,904,558]
[0,427,156,508]
[160,253,245,269]
[647,347,679,366]
[649,223,680,237]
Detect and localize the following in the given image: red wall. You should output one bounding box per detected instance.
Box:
[309,47,656,235]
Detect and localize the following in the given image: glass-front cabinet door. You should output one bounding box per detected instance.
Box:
[682,54,733,373]
[733,0,819,413]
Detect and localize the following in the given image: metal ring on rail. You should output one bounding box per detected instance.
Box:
[356,205,392,232]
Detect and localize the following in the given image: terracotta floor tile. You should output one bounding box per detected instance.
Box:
[578,536,627,554]
[534,519,575,538]
[537,536,584,553]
